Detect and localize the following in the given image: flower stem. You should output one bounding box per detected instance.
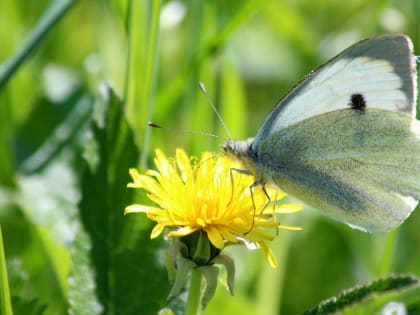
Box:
[185,268,202,315]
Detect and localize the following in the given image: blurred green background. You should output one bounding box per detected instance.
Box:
[0,0,419,314]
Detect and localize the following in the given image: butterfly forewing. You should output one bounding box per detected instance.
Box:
[252,34,417,152]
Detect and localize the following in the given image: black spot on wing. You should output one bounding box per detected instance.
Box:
[349,93,366,111]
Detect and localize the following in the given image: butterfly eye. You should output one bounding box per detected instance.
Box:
[222,142,230,153]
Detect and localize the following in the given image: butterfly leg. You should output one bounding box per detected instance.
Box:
[247,182,280,235]
[228,167,253,207]
[244,181,259,234]
[228,167,257,234]
[228,168,273,234]
[261,183,272,211]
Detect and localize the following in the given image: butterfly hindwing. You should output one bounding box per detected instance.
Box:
[257,108,420,231]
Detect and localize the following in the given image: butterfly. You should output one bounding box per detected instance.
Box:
[223,34,419,232]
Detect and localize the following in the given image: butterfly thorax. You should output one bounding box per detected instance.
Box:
[223,138,268,184]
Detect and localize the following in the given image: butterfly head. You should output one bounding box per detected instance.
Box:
[222,138,255,158]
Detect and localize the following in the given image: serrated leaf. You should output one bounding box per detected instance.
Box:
[9,90,93,311]
[0,193,71,315]
[68,223,103,315]
[72,83,171,315]
[303,274,420,315]
[4,158,78,315]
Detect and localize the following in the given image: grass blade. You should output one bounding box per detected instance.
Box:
[0,0,76,92]
[0,226,13,315]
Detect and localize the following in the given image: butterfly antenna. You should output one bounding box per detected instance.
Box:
[147,122,223,139]
[199,82,232,139]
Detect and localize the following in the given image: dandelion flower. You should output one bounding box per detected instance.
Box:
[125,148,301,267]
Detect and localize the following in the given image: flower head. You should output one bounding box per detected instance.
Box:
[125,149,301,267]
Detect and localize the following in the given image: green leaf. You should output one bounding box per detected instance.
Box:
[158,308,175,315]
[212,254,235,295]
[168,254,196,299]
[16,89,93,174]
[302,274,420,315]
[68,222,103,315]
[0,193,70,315]
[199,265,219,309]
[0,226,13,315]
[13,221,70,315]
[2,153,81,315]
[1,87,94,315]
[72,83,171,315]
[10,297,47,315]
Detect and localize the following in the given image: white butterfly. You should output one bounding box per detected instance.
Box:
[224,34,419,232]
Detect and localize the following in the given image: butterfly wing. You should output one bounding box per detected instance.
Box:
[257,108,420,231]
[252,34,417,152]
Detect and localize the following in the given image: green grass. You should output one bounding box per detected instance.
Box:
[1,0,420,314]
[0,227,13,315]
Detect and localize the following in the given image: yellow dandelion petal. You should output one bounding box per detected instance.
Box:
[151,224,165,239]
[145,169,160,177]
[245,227,276,242]
[124,204,154,214]
[127,168,138,180]
[128,171,167,198]
[169,226,199,237]
[232,216,253,231]
[153,149,168,171]
[145,178,169,197]
[206,226,225,249]
[146,211,172,223]
[258,242,278,268]
[127,169,143,188]
[279,225,303,231]
[154,149,179,180]
[127,183,140,189]
[275,204,303,213]
[252,220,280,228]
[176,148,193,180]
[219,228,240,244]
